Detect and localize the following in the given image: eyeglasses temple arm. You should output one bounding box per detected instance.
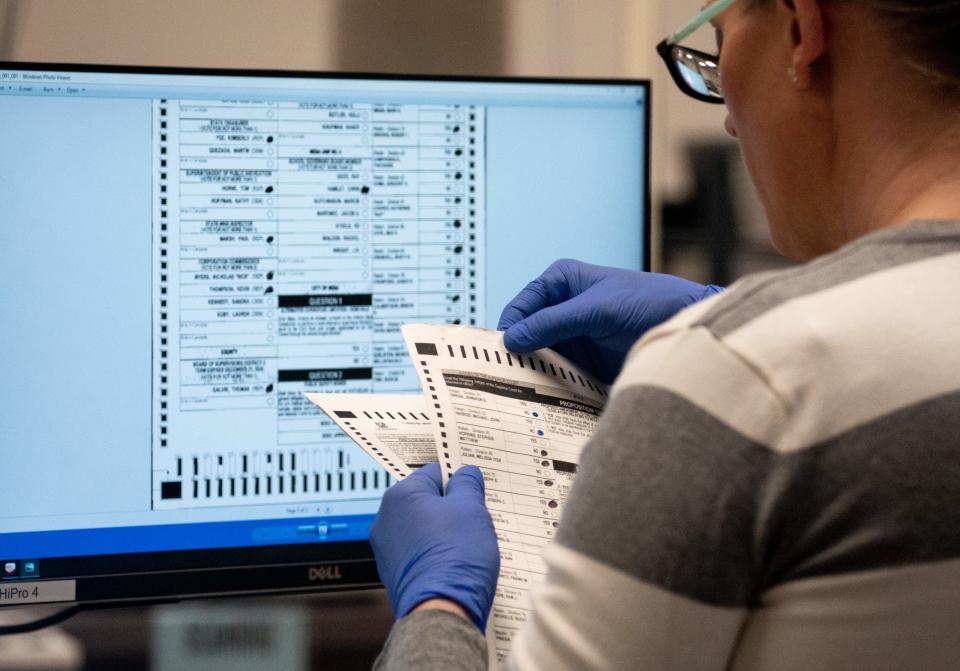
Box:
[665,0,737,45]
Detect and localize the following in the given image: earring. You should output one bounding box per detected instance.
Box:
[787,65,799,85]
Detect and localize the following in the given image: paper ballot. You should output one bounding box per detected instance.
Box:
[304,394,435,480]
[307,325,609,664]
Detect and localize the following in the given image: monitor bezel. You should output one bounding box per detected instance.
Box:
[0,60,652,610]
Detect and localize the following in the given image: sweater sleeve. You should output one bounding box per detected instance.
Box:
[373,609,488,671]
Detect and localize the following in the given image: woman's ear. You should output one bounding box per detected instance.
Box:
[780,0,827,88]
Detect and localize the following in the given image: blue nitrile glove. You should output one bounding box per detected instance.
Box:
[369,463,500,631]
[498,259,723,384]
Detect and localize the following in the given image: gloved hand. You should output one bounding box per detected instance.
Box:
[369,463,500,631]
[498,259,723,384]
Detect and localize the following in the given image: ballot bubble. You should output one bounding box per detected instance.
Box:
[548,500,558,509]
[531,411,539,417]
[454,172,463,179]
[455,149,463,156]
[266,322,274,331]
[267,136,274,143]
[266,271,274,280]
[540,449,548,456]
[453,269,462,277]
[267,148,274,156]
[541,460,550,467]
[450,295,460,302]
[265,384,274,393]
[265,185,274,193]
[552,521,559,528]
[361,186,370,194]
[454,197,462,204]
[267,397,275,405]
[266,199,274,206]
[264,286,274,295]
[537,430,545,436]
[543,480,554,487]
[452,319,461,325]
[453,125,460,132]
[267,311,274,318]
[453,220,462,228]
[267,110,275,118]
[453,245,463,254]
[267,335,274,343]
[266,236,274,243]
[267,160,275,168]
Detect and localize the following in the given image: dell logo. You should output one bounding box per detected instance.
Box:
[308,565,343,582]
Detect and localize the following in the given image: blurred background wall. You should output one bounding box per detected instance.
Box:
[0,0,783,281]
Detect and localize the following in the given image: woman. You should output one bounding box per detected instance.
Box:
[371,0,960,668]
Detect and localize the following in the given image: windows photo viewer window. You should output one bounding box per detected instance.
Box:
[0,62,650,610]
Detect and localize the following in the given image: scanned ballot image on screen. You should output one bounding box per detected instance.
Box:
[0,61,649,615]
[150,100,485,510]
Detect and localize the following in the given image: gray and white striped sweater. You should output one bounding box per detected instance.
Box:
[376,219,960,671]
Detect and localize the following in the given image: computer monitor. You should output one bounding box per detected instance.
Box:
[0,62,650,611]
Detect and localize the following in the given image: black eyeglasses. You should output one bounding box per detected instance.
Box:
[656,0,735,104]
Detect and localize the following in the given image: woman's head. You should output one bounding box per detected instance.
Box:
[711,0,960,259]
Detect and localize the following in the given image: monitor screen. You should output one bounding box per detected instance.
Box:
[0,62,650,609]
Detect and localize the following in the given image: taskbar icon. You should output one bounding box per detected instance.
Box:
[1,560,40,580]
